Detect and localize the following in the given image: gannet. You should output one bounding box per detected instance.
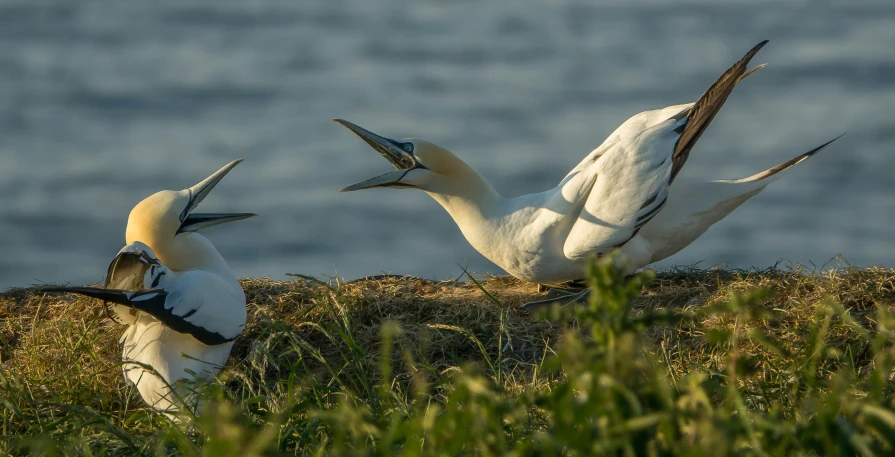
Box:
[335,41,770,287]
[42,159,254,414]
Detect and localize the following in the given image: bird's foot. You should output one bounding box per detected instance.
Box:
[520,288,590,318]
[525,275,635,317]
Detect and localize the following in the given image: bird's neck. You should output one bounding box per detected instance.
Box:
[172,234,234,273]
[423,161,506,253]
[131,231,233,274]
[423,159,582,279]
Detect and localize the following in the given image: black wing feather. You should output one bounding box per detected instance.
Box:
[669,40,769,183]
[40,286,234,346]
[103,250,160,325]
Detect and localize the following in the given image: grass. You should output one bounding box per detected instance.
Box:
[3,259,895,456]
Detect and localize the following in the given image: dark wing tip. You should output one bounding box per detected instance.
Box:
[788,134,843,163]
[805,133,845,158]
[39,286,166,309]
[669,40,770,183]
[40,285,124,299]
[751,134,843,182]
[39,286,78,294]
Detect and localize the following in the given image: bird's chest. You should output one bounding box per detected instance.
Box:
[465,211,583,284]
[120,317,230,380]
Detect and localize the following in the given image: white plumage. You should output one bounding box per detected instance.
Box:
[565,99,841,270]
[336,41,801,288]
[107,242,245,413]
[43,159,254,414]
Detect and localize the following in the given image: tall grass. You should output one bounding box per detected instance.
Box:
[3,260,895,456]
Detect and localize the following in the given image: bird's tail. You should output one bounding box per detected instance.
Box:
[731,134,843,185]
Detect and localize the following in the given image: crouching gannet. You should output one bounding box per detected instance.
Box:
[42,159,254,414]
[335,41,770,287]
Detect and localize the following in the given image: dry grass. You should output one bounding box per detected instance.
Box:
[3,264,895,455]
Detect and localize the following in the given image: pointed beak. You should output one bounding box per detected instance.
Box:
[178,159,257,232]
[334,119,424,192]
[178,212,257,233]
[339,169,417,192]
[333,119,417,169]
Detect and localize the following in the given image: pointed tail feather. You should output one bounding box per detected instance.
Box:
[735,134,844,184]
[670,40,769,183]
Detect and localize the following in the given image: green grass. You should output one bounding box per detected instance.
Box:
[3,259,895,456]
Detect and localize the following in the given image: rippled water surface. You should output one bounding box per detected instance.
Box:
[2,0,893,288]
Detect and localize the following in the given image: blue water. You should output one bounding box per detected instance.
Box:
[1,0,893,288]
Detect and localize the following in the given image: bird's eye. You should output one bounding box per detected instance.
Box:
[402,143,413,153]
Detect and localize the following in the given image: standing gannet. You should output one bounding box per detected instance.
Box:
[335,41,768,287]
[42,159,254,414]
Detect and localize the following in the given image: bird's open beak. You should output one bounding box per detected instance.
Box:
[178,159,257,233]
[334,119,423,192]
[339,168,420,192]
[179,212,256,233]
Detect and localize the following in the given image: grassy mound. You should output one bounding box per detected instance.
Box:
[2,262,895,456]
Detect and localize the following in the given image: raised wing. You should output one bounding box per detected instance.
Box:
[563,59,767,181]
[563,103,693,180]
[561,41,768,261]
[42,271,245,346]
[669,40,768,183]
[103,242,167,325]
[562,121,680,261]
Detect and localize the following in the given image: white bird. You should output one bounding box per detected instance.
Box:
[335,41,774,289]
[43,159,254,414]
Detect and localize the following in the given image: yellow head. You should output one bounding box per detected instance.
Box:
[334,119,473,194]
[124,159,256,268]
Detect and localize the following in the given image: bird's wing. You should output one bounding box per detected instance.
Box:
[561,61,767,181]
[639,136,840,263]
[562,103,693,181]
[43,271,246,346]
[668,40,768,183]
[561,41,767,261]
[102,242,168,325]
[561,121,680,261]
[157,271,247,345]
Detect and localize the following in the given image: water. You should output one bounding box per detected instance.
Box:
[1,0,893,289]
